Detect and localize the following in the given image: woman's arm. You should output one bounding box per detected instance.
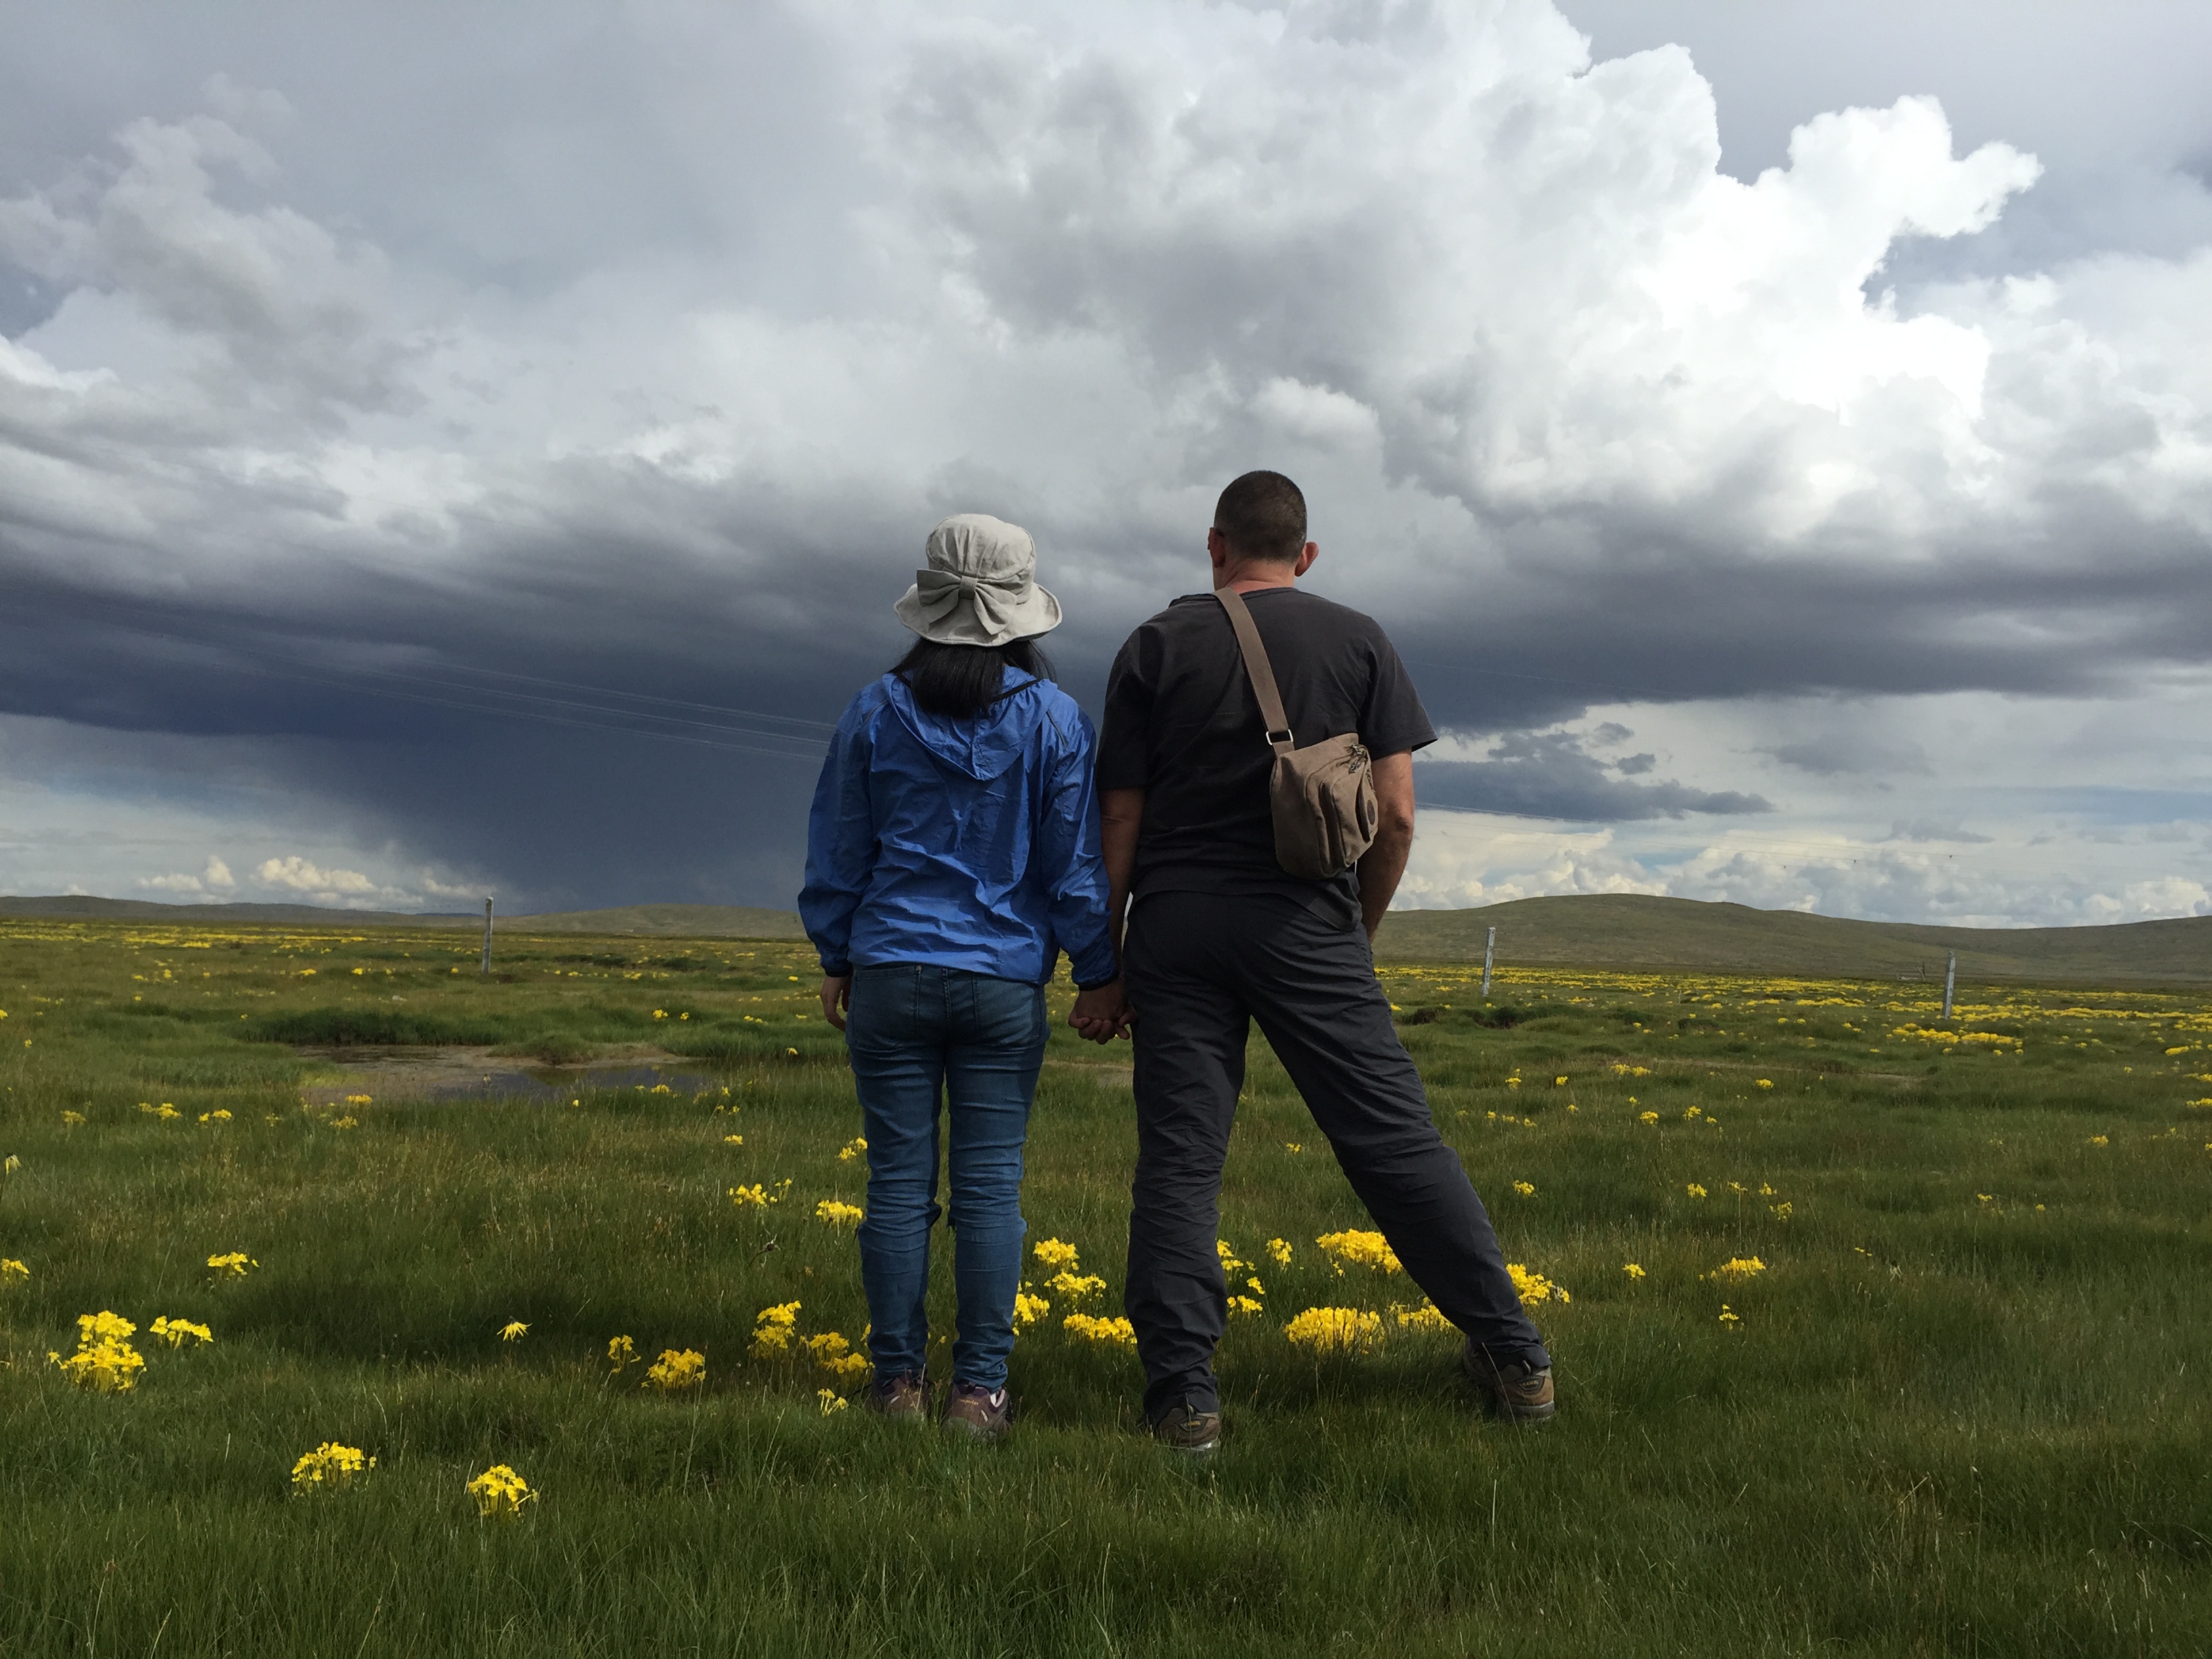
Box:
[797,698,877,1017]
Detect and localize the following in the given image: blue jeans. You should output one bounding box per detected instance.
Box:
[844,964,1046,1392]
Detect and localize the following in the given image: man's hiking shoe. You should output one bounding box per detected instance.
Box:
[1151,1406,1223,1456]
[1463,1343,1556,1422]
[871,1373,930,1423]
[942,1382,1012,1441]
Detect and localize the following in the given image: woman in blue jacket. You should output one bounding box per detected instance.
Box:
[800,514,1124,1441]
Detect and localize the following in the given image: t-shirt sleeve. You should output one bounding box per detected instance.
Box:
[1094,630,1155,790]
[1359,632,1437,758]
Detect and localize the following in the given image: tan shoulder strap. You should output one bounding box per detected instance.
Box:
[1214,588,1294,754]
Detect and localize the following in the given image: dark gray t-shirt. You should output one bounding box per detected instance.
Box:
[1096,587,1435,924]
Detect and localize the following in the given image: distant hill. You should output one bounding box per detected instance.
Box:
[0,895,478,927]
[12,890,2209,979]
[0,895,804,939]
[501,904,806,939]
[1372,894,2212,984]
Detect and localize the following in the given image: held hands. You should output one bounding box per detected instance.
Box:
[820,975,851,1031]
[1069,979,1133,1044]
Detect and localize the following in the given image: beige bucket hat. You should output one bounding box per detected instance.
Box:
[894,513,1063,647]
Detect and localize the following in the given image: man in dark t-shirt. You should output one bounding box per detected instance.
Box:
[1088,470,1554,1451]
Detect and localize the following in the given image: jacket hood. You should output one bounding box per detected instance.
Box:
[881,669,1052,783]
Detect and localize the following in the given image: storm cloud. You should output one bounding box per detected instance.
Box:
[2,1,2209,922]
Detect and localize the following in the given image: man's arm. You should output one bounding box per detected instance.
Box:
[1355,752,1414,941]
[1069,785,1145,1041]
[1100,787,1145,964]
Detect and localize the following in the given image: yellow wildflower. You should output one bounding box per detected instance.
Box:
[466,1464,535,1518]
[1391,1300,1454,1332]
[52,1311,146,1392]
[644,1348,707,1391]
[197,1109,233,1124]
[1031,1239,1080,1271]
[1771,1201,1793,1221]
[1685,1183,1707,1199]
[1283,1307,1382,1353]
[817,1388,849,1415]
[2088,1135,2109,1147]
[1063,1313,1137,1348]
[291,1442,374,1491]
[1284,1142,1303,1153]
[1554,1076,1568,1086]
[1639,1111,1659,1125]
[207,1252,257,1278]
[499,1321,529,1342]
[1622,1263,1646,1279]
[149,1316,213,1348]
[1048,1270,1106,1302]
[724,1134,744,1145]
[1511,1181,1536,1197]
[1755,1079,1774,1090]
[1708,1256,1767,1282]
[1,1155,16,1173]
[62,1110,85,1125]
[752,1300,802,1356]
[1266,1238,1293,1267]
[815,1199,865,1228]
[806,1332,872,1387]
[729,1183,775,1209]
[1,1258,27,1282]
[1012,1289,1052,1330]
[1718,1305,1741,1326]
[1315,1230,1401,1274]
[1216,1239,1250,1275]
[1507,1263,1568,1305]
[607,1334,637,1371]
[837,1136,867,1161]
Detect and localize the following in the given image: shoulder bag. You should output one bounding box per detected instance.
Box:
[1214,588,1379,880]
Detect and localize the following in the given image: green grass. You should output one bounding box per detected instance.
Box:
[1,918,2209,1656]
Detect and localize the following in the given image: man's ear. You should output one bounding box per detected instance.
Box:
[1206,527,1231,570]
[1293,541,1319,578]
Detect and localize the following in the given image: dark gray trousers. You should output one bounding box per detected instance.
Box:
[1122,888,1549,1421]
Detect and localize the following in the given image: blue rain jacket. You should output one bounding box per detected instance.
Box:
[800,668,1117,989]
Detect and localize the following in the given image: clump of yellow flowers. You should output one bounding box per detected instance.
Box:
[1315,1230,1401,1275]
[206,1252,256,1279]
[1708,1256,1767,1282]
[467,1464,535,1519]
[1,1258,27,1283]
[1012,1289,1051,1330]
[1391,1300,1453,1332]
[291,1442,374,1492]
[817,1388,849,1415]
[1266,1239,1294,1267]
[815,1199,864,1228]
[50,1311,147,1392]
[1031,1238,1080,1272]
[607,1335,637,1372]
[1507,1263,1569,1305]
[1284,1307,1382,1354]
[836,1136,867,1162]
[1048,1270,1105,1302]
[1063,1313,1136,1349]
[752,1300,801,1356]
[149,1316,213,1348]
[644,1348,707,1391]
[806,1332,872,1387]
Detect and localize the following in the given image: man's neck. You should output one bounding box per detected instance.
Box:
[1213,563,1297,595]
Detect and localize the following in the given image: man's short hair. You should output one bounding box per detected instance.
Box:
[1213,470,1307,564]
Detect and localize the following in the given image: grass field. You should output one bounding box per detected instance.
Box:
[1,918,2209,1656]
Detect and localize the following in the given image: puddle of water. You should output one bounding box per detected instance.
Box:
[300,1045,729,1105]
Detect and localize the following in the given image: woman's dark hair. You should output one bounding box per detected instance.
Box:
[893,636,1054,719]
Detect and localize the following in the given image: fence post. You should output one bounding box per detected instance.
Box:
[1941,951,1955,1023]
[480,897,495,977]
[1480,926,1495,999]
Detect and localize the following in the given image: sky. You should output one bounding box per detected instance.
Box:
[1,0,2209,926]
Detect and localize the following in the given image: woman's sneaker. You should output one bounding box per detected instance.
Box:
[871,1372,930,1423]
[1462,1343,1555,1422]
[942,1382,1012,1441]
